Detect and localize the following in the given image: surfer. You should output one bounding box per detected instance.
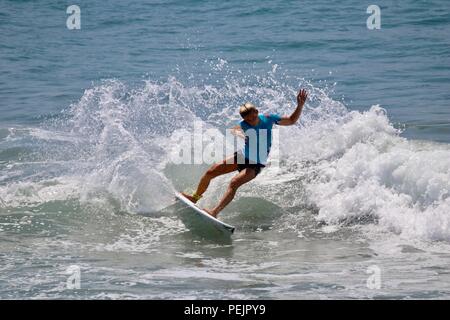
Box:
[182,89,308,217]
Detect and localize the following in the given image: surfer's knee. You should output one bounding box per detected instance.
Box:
[230,169,256,191]
[229,176,243,191]
[206,165,221,178]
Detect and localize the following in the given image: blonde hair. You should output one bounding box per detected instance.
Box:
[239,102,257,118]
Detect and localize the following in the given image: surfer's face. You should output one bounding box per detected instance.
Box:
[243,109,259,126]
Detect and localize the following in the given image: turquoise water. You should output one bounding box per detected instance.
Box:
[1,0,450,299]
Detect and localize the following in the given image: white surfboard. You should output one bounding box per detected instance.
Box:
[175,192,235,234]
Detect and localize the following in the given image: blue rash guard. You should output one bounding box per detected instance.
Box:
[239,113,281,165]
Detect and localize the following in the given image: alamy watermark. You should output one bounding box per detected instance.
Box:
[66,265,81,289]
[66,5,81,30]
[367,5,381,30]
[366,265,382,289]
[168,121,280,169]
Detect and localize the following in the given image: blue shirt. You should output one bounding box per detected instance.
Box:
[239,113,281,165]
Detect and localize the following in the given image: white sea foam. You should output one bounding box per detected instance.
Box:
[2,76,449,243]
[282,105,450,241]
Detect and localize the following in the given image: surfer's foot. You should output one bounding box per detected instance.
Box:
[181,192,198,203]
[203,208,218,218]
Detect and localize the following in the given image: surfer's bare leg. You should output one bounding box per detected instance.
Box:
[204,168,257,218]
[182,154,237,203]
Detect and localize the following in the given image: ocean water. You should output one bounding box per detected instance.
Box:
[1,0,450,299]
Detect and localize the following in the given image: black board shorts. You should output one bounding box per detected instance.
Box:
[233,151,265,176]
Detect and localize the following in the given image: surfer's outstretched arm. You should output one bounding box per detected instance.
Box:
[277,89,308,126]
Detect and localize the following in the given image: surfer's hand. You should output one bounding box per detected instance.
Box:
[297,89,308,107]
[230,125,245,139]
